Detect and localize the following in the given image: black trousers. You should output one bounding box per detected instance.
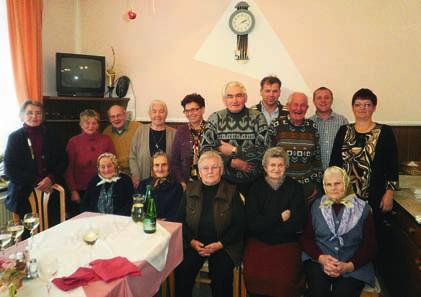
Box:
[304,260,364,297]
[175,247,235,297]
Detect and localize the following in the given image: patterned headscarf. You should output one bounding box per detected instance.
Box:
[96,153,120,185]
[321,166,354,208]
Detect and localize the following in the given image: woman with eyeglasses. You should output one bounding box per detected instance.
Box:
[171,93,206,190]
[4,100,67,227]
[330,88,398,266]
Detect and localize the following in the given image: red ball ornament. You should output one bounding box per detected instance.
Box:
[128,9,137,20]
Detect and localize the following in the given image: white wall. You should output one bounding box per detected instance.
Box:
[43,0,421,125]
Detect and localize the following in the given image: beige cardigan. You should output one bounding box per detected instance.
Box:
[129,124,176,180]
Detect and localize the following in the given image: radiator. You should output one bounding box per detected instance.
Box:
[0,191,11,225]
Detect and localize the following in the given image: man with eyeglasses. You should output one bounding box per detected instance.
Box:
[309,87,348,169]
[250,75,288,124]
[103,104,140,174]
[269,92,323,202]
[201,81,269,195]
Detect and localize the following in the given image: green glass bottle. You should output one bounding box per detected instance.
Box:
[143,185,156,234]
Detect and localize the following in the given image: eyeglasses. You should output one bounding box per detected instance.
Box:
[200,165,221,172]
[25,111,42,117]
[183,107,201,114]
[109,113,125,120]
[225,93,245,99]
[353,103,373,109]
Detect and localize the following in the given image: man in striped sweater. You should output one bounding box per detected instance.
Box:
[269,92,323,201]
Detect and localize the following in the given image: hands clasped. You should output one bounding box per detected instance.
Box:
[191,240,223,257]
[318,254,354,278]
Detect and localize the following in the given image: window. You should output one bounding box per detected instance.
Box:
[0,0,20,154]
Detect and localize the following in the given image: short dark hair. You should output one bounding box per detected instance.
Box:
[313,87,333,100]
[181,93,205,109]
[352,88,377,106]
[260,76,282,89]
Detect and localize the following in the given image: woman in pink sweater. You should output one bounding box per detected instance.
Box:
[65,109,115,216]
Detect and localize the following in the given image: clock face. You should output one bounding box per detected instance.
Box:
[229,10,255,35]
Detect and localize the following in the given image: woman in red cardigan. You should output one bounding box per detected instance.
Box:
[65,109,115,216]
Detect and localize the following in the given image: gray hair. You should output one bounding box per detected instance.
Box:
[262,147,290,168]
[222,81,247,98]
[149,100,168,115]
[286,92,308,105]
[19,99,44,119]
[198,151,224,170]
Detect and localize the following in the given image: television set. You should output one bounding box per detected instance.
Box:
[56,52,105,97]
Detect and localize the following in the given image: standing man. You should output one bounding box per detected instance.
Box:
[310,87,348,169]
[201,81,269,195]
[250,75,288,124]
[103,104,140,175]
[269,92,323,201]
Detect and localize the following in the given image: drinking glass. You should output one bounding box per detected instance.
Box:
[39,256,58,295]
[0,226,12,254]
[131,194,145,223]
[23,212,40,251]
[7,219,24,245]
[81,226,100,265]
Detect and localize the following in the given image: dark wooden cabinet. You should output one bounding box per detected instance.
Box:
[380,201,421,297]
[43,96,129,145]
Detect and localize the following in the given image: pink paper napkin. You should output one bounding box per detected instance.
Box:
[90,256,141,282]
[52,267,100,291]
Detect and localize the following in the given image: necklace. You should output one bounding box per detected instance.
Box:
[150,129,165,150]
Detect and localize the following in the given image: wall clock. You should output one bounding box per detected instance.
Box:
[229,1,255,63]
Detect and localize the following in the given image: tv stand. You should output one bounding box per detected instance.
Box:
[43,96,129,145]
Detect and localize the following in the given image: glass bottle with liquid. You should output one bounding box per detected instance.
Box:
[143,185,156,234]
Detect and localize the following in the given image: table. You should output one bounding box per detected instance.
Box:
[3,212,183,297]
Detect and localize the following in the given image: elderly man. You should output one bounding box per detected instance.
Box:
[269,92,323,200]
[251,75,288,124]
[201,81,269,194]
[309,87,348,169]
[103,104,140,175]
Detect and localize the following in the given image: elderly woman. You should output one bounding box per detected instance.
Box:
[65,109,115,215]
[175,151,245,297]
[244,147,305,297]
[301,166,377,297]
[138,152,182,220]
[129,100,176,188]
[171,93,206,190]
[4,100,67,224]
[82,153,133,216]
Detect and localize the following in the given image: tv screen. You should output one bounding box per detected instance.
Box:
[56,53,105,97]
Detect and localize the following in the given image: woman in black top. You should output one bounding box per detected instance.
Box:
[244,147,305,297]
[175,151,245,297]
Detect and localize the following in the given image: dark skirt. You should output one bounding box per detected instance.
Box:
[244,238,304,297]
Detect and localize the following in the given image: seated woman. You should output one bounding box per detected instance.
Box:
[138,152,182,221]
[175,151,245,297]
[65,109,116,216]
[82,153,133,216]
[244,147,306,297]
[301,166,377,297]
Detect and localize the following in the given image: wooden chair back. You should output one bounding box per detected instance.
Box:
[28,184,66,231]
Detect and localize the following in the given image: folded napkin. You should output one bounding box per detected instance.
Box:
[52,267,100,291]
[90,256,141,282]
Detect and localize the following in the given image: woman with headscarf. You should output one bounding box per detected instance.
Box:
[82,153,133,215]
[301,166,377,297]
[137,152,182,221]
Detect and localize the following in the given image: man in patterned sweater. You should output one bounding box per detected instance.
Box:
[269,92,323,201]
[201,81,269,195]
